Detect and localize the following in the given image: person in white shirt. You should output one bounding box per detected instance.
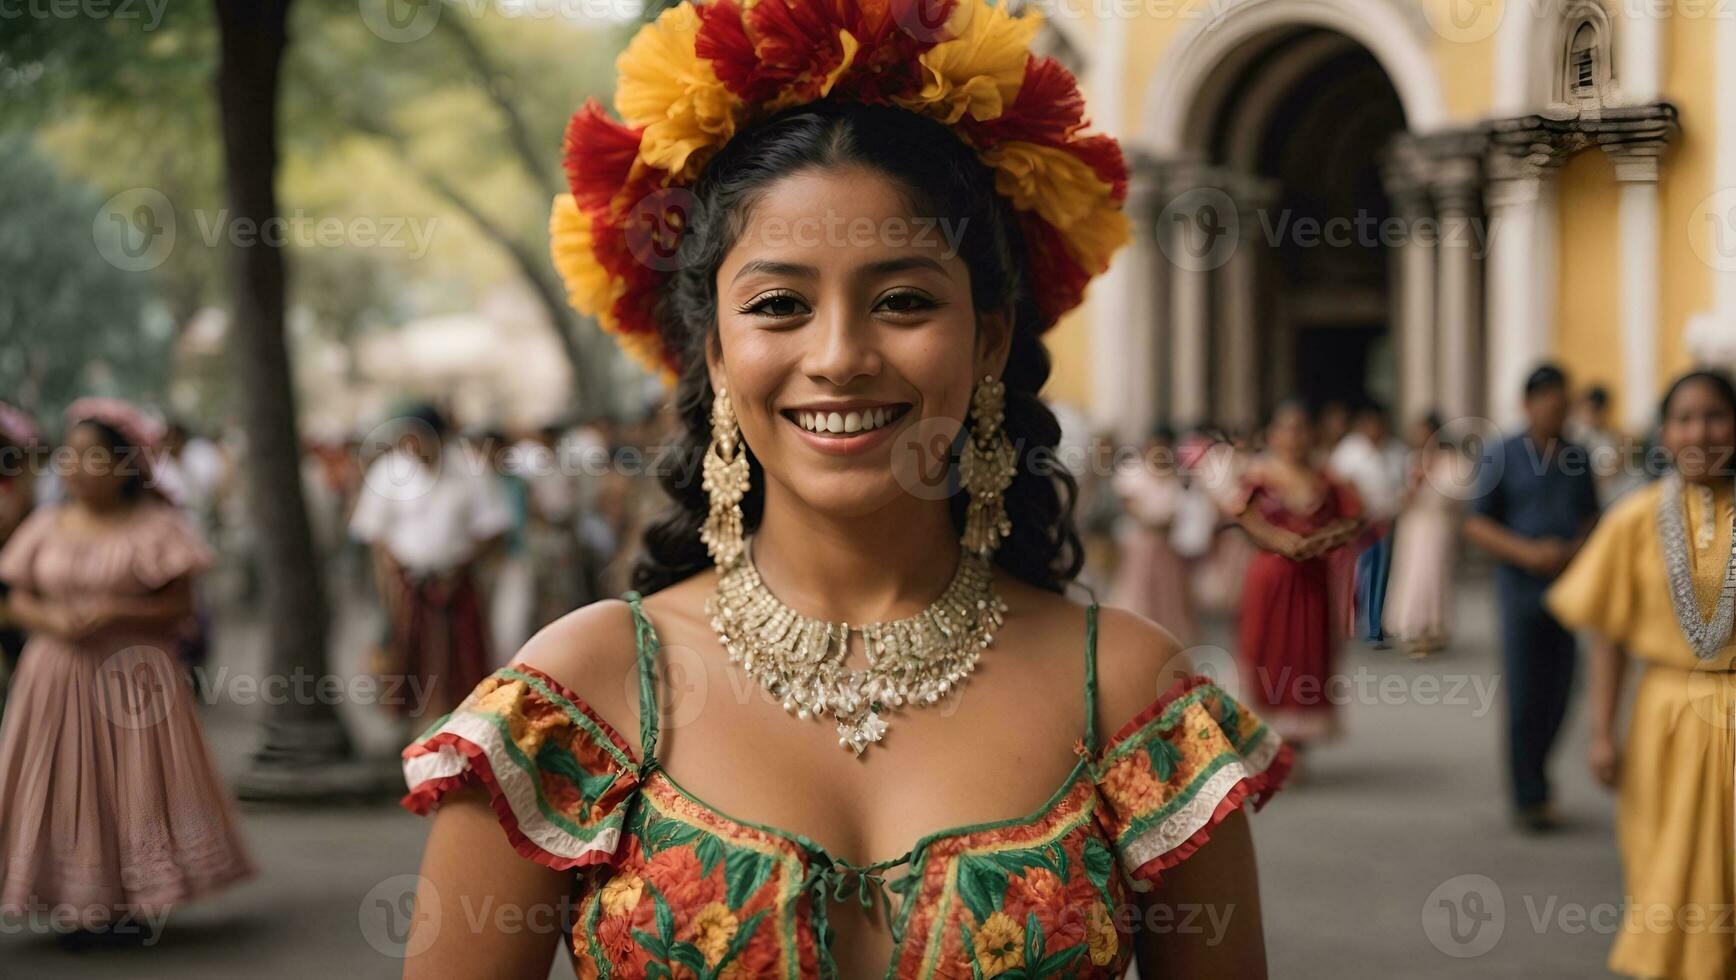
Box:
[1328,402,1408,646]
[349,405,512,720]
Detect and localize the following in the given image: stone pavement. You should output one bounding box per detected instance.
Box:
[0,575,1626,979]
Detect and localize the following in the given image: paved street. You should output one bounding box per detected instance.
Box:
[0,573,1624,979]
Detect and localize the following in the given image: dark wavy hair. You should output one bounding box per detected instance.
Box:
[630,100,1084,596]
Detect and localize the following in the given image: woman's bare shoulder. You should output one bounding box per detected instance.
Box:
[1091,603,1196,745]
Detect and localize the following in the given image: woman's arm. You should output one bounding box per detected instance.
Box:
[90,576,196,634]
[1236,508,1305,559]
[5,587,72,638]
[403,784,572,980]
[1131,807,1268,978]
[1585,636,1627,789]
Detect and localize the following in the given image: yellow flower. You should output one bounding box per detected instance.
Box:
[599,872,645,917]
[980,140,1129,271]
[896,0,1036,124]
[1087,902,1119,966]
[615,4,740,178]
[973,910,1025,976]
[550,195,626,320]
[690,901,739,965]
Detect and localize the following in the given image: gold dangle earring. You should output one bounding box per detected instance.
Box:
[959,374,1016,556]
[701,385,750,569]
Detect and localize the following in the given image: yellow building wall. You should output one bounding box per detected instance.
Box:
[1553,149,1625,420]
[1659,4,1716,385]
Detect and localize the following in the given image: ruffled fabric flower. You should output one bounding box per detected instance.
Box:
[615,4,741,180]
[972,910,1026,975]
[980,140,1130,273]
[1086,902,1119,966]
[549,0,1130,385]
[895,0,1037,124]
[690,902,740,964]
[600,872,646,917]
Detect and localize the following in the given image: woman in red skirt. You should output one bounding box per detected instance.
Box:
[1234,401,1363,771]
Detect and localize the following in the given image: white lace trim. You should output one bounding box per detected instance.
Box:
[1119,728,1283,888]
[402,711,621,862]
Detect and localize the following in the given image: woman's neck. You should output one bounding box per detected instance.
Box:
[748,488,965,626]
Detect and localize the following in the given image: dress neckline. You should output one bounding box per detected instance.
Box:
[620,587,1100,978]
[620,588,1099,869]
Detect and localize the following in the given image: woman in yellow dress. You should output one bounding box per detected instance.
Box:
[1547,369,1736,980]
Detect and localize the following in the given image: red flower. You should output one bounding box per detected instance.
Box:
[1003,865,1096,951]
[563,99,647,218]
[641,845,723,913]
[1017,213,1090,326]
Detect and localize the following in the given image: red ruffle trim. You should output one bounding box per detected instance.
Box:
[399,730,627,873]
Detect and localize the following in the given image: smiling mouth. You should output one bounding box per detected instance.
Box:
[781,404,912,437]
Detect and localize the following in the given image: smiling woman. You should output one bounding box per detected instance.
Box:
[399,1,1291,977]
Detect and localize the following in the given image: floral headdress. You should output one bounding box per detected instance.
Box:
[550,0,1130,386]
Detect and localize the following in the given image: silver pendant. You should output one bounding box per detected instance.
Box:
[837,709,888,756]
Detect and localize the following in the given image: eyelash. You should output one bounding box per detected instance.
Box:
[736,289,940,319]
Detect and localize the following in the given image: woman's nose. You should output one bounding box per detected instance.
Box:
[802,307,881,385]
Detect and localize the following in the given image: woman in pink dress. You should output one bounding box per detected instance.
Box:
[1234,402,1363,764]
[1109,428,1198,644]
[0,399,254,940]
[1382,415,1469,657]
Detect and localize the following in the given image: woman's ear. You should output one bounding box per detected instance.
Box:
[976,307,1014,380]
[704,331,724,393]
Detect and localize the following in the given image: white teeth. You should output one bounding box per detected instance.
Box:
[795,406,900,434]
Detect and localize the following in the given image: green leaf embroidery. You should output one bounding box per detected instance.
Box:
[535,741,585,785]
[666,941,706,975]
[696,834,726,878]
[956,857,1008,924]
[705,908,771,979]
[1022,911,1045,971]
[1145,736,1183,782]
[1083,837,1113,899]
[645,816,704,854]
[1033,944,1086,977]
[723,849,774,908]
[959,921,984,980]
[652,882,675,945]
[1217,696,1240,738]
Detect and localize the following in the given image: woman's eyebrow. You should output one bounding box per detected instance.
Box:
[860,256,949,279]
[732,259,816,283]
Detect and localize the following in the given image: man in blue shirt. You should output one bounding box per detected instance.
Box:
[1463,364,1601,833]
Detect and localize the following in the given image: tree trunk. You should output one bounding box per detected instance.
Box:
[211,0,354,787]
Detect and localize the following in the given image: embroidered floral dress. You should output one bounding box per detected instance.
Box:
[402,593,1291,978]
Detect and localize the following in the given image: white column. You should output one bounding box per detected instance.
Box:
[1092,172,1162,442]
[1162,170,1219,427]
[1435,172,1483,426]
[1215,178,1272,431]
[1390,184,1437,422]
[1483,175,1546,431]
[1613,163,1661,433]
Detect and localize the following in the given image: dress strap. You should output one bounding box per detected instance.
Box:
[1082,601,1101,756]
[621,590,661,766]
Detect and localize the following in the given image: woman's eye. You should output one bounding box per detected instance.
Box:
[743,292,807,318]
[877,291,937,315]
